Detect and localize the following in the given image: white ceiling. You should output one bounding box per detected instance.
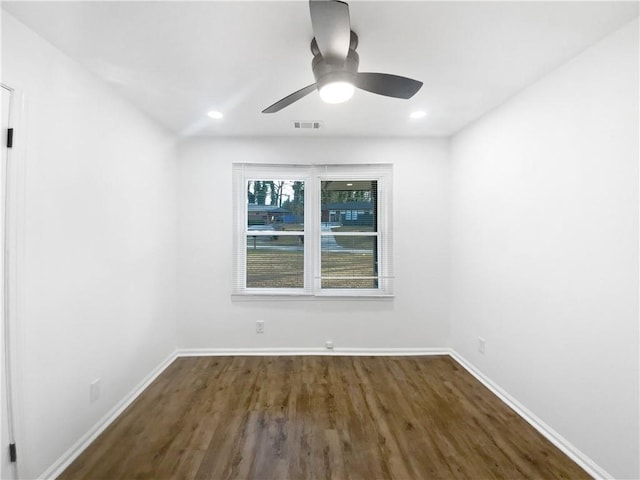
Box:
[3,1,638,137]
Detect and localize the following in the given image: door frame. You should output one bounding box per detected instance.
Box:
[1,82,25,480]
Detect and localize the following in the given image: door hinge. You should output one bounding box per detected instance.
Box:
[9,442,16,462]
[7,128,13,148]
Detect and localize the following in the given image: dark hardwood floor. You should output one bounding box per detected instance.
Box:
[58,356,590,479]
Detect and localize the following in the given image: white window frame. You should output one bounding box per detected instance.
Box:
[232,163,393,298]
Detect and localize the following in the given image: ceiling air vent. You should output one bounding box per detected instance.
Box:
[293,121,322,130]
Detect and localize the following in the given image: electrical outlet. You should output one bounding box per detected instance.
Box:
[90,378,101,403]
[326,340,334,350]
[256,320,264,334]
[478,337,486,355]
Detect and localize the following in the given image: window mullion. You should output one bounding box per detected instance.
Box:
[306,171,320,293]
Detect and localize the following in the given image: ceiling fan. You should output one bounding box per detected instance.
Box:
[262,0,423,113]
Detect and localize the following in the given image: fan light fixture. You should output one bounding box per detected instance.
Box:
[261,1,423,114]
[319,81,355,104]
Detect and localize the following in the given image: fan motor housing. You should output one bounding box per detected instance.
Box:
[312,49,359,89]
[310,30,360,90]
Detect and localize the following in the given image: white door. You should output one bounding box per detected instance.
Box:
[1,84,15,480]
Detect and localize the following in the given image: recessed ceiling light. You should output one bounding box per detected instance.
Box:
[207,110,223,119]
[410,110,427,119]
[346,183,353,186]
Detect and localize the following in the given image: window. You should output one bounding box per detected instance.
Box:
[233,164,393,297]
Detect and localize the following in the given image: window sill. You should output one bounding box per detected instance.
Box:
[231,293,394,302]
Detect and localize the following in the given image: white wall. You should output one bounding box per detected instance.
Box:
[450,18,639,479]
[177,137,450,351]
[1,13,178,478]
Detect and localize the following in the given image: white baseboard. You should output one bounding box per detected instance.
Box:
[38,350,178,480]
[176,347,450,357]
[39,347,610,480]
[449,350,611,480]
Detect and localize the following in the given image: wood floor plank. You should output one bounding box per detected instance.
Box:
[58,356,591,480]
